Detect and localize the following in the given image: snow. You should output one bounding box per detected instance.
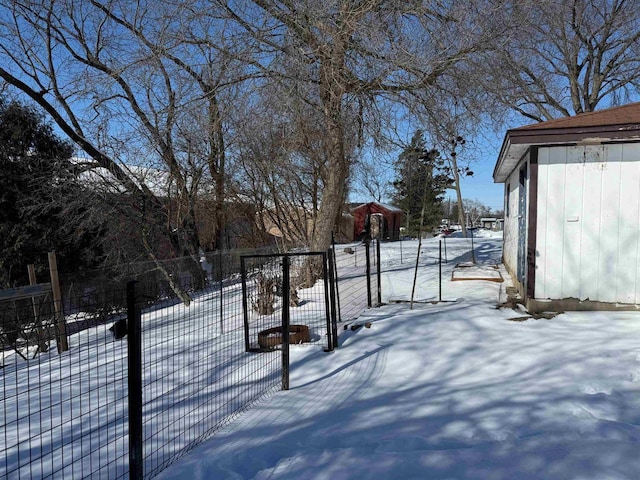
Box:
[157,232,640,480]
[3,230,639,479]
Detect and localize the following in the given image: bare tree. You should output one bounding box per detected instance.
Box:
[218,0,505,252]
[480,0,640,122]
[0,1,250,302]
[0,0,510,292]
[233,81,357,249]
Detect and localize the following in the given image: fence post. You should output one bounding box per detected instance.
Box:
[331,233,342,323]
[470,228,476,264]
[127,281,143,480]
[376,239,382,306]
[365,239,372,308]
[281,256,290,390]
[28,264,48,354]
[439,240,442,302]
[240,257,250,352]
[48,251,68,353]
[218,250,224,335]
[323,251,335,351]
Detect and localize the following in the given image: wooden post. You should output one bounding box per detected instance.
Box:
[28,264,48,354]
[48,252,68,353]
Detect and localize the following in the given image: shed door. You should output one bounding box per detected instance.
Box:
[517,163,527,283]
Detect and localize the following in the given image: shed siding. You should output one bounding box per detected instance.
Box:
[535,148,549,297]
[578,147,604,302]
[535,144,640,304]
[616,145,640,301]
[502,153,528,284]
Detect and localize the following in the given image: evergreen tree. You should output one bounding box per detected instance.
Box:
[391,130,451,237]
[0,99,101,288]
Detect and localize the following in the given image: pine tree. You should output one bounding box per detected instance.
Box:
[0,99,100,287]
[391,130,451,237]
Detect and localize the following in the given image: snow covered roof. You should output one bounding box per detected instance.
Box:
[351,201,403,214]
[73,157,201,197]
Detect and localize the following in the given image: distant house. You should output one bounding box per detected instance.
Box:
[493,102,640,312]
[260,206,355,246]
[75,158,268,251]
[479,217,503,230]
[351,202,404,241]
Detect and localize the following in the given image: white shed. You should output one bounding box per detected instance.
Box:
[493,103,640,312]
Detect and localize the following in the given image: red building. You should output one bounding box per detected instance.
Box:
[351,202,404,241]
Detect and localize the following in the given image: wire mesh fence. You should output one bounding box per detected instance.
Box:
[0,241,381,479]
[241,252,334,353]
[331,239,380,323]
[1,287,130,479]
[1,248,282,480]
[133,272,281,477]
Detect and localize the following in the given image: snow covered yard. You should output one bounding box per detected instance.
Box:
[159,235,640,480]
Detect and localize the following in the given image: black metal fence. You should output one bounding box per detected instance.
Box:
[331,238,381,323]
[240,251,337,353]
[1,287,130,479]
[0,241,380,479]
[129,277,281,478]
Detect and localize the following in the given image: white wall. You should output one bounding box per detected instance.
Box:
[535,143,640,304]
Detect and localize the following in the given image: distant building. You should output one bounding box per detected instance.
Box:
[479,217,503,230]
[351,202,404,241]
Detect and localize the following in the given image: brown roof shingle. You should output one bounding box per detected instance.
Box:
[513,102,640,131]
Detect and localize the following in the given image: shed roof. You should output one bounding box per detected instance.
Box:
[351,201,403,214]
[493,102,640,182]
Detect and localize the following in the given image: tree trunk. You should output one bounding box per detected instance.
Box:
[207,93,227,251]
[310,42,348,253]
[142,232,192,306]
[449,157,467,238]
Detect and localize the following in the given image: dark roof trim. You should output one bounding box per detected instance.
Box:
[494,121,640,183]
[508,124,640,145]
[512,101,640,131]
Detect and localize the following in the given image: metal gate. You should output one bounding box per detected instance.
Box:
[240,251,338,357]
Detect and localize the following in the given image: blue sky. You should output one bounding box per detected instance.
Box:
[354,122,511,213]
[452,165,504,211]
[451,129,506,211]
